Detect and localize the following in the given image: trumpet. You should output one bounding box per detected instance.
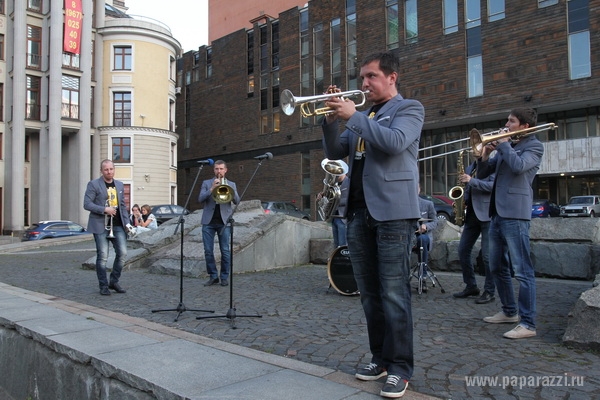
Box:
[419,123,556,161]
[105,200,115,238]
[280,89,369,118]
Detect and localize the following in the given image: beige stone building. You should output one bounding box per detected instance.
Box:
[0,0,181,234]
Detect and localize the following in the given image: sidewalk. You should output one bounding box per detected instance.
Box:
[0,238,598,398]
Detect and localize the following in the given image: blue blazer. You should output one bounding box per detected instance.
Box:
[477,135,544,220]
[198,178,241,225]
[83,177,129,234]
[464,161,495,222]
[322,94,425,221]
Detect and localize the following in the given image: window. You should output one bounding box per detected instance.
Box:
[330,18,341,88]
[27,0,41,12]
[488,0,505,22]
[0,0,4,14]
[443,0,458,34]
[465,0,482,98]
[465,0,481,28]
[26,76,41,120]
[0,83,3,122]
[27,25,41,69]
[300,8,310,126]
[113,46,132,70]
[206,47,212,78]
[568,0,591,80]
[386,0,399,48]
[346,0,358,90]
[61,75,79,119]
[0,34,4,60]
[62,52,80,69]
[247,29,254,97]
[112,137,131,163]
[405,0,418,44]
[113,92,131,126]
[539,0,558,7]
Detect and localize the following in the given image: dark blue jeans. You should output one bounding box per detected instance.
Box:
[93,226,127,289]
[202,223,231,280]
[457,209,495,294]
[332,217,347,247]
[488,216,536,329]
[347,209,414,380]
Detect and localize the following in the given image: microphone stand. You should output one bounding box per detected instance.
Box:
[196,157,269,328]
[152,163,214,322]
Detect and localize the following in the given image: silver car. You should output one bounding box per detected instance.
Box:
[560,195,600,217]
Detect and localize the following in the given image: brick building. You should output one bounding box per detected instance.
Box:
[176,0,600,218]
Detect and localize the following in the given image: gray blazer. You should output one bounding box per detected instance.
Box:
[417,197,437,252]
[464,161,495,222]
[83,177,129,234]
[322,94,425,221]
[477,135,544,220]
[198,178,241,225]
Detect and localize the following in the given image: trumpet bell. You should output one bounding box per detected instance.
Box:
[212,178,234,204]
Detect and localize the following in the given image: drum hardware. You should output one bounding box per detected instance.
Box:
[410,233,445,295]
[326,245,359,296]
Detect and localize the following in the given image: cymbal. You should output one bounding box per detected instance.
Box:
[418,218,433,222]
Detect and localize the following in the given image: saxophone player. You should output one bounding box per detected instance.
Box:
[452,146,497,304]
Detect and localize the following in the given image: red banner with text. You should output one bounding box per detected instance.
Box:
[64,0,83,54]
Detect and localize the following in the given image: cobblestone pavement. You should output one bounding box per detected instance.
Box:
[1,239,599,399]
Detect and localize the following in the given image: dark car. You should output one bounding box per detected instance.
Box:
[261,201,310,220]
[432,194,454,205]
[420,194,455,223]
[22,220,92,241]
[532,199,561,218]
[150,204,190,225]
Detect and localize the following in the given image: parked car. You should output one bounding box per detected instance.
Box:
[432,194,454,205]
[531,199,561,218]
[22,220,92,241]
[150,204,190,225]
[560,195,600,217]
[419,194,455,224]
[261,201,310,220]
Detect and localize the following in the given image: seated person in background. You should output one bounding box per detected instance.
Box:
[130,204,158,236]
[129,204,141,228]
[415,187,438,264]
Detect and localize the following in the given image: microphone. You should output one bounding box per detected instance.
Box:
[197,159,214,165]
[254,152,273,161]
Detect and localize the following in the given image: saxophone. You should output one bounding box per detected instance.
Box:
[316,159,349,222]
[449,150,466,226]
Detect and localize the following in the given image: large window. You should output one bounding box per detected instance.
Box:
[113,92,131,126]
[112,137,131,163]
[113,46,132,70]
[61,75,79,119]
[405,0,418,44]
[568,0,591,80]
[443,0,458,34]
[386,0,399,48]
[26,75,41,120]
[0,34,4,60]
[346,0,358,90]
[206,47,212,78]
[27,25,41,69]
[330,18,341,88]
[488,0,505,22]
[27,0,41,12]
[465,0,482,98]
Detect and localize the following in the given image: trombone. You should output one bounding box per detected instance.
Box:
[418,123,556,161]
[280,89,369,118]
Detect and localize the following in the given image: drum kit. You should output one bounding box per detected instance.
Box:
[411,218,445,295]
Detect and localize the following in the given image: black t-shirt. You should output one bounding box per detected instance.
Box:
[105,181,124,227]
[347,102,387,214]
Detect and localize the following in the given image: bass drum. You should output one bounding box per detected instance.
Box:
[327,246,359,296]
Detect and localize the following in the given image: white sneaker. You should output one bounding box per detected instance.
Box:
[483,311,519,324]
[503,324,536,339]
